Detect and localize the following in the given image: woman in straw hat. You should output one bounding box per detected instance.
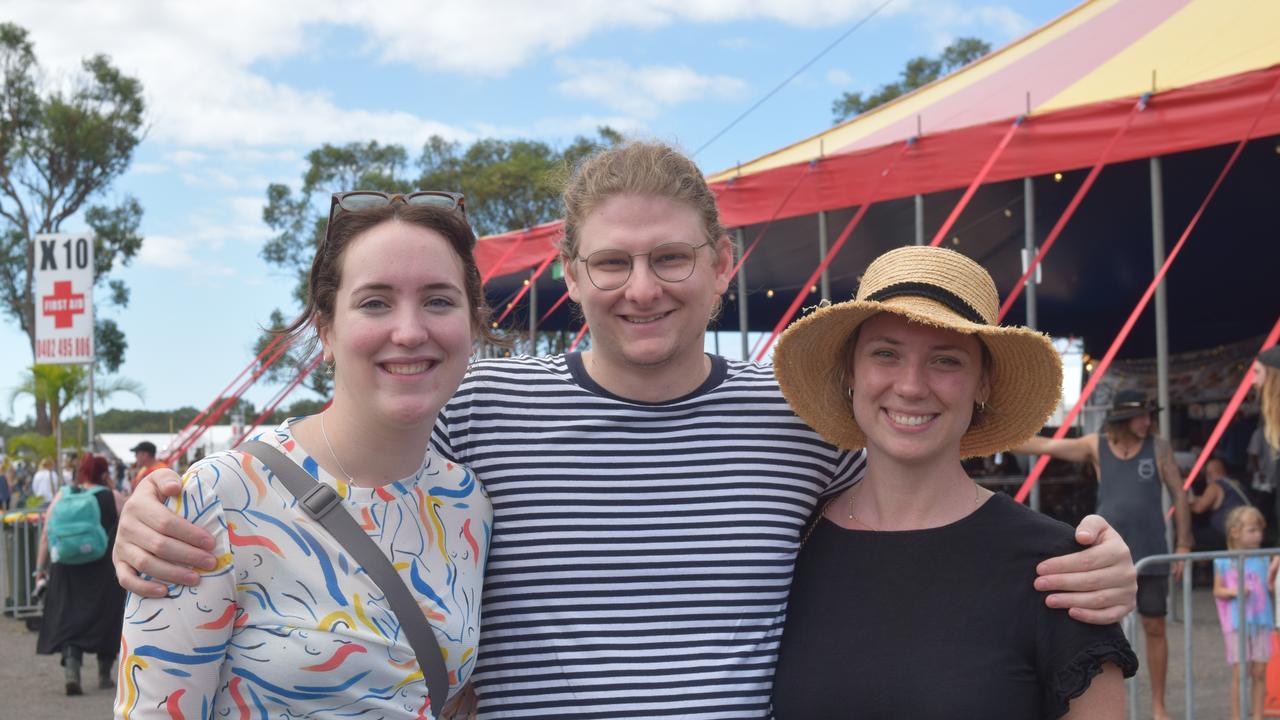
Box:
[769,246,1136,719]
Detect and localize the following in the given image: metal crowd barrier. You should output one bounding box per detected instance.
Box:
[1126,547,1278,720]
[1,510,45,618]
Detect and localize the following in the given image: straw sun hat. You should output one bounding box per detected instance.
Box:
[773,245,1063,458]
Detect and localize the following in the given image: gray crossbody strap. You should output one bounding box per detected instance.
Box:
[239,440,450,719]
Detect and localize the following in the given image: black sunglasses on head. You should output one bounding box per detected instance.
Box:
[330,190,464,218]
[325,190,470,248]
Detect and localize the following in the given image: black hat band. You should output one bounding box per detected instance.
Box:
[864,282,988,325]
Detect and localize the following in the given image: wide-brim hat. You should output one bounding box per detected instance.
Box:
[773,245,1063,458]
[1105,389,1159,423]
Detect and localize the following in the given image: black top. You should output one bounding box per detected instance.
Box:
[772,492,1137,719]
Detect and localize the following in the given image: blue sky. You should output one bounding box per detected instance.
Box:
[0,0,1077,424]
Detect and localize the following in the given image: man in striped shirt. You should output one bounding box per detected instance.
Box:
[115,142,1138,719]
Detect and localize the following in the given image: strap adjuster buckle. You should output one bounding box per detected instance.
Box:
[299,484,341,520]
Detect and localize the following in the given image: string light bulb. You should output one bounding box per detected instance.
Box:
[1053,172,1064,182]
[766,289,775,298]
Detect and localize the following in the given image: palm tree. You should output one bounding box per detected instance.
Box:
[9,364,145,453]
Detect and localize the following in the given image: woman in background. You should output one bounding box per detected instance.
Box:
[36,453,126,694]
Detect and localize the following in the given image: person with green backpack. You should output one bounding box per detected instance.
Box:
[35,453,126,696]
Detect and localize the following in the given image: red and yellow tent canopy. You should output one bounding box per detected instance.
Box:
[476,0,1280,282]
[709,0,1280,228]
[711,0,1280,181]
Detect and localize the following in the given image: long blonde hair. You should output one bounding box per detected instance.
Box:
[1262,370,1280,451]
[1225,506,1266,550]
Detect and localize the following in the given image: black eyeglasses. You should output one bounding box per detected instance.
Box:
[574,240,711,291]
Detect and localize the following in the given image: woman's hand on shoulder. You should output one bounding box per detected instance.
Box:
[1034,514,1136,625]
[112,468,217,597]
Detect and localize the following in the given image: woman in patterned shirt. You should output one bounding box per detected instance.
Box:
[115,193,497,718]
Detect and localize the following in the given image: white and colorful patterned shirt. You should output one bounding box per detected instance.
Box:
[115,419,491,719]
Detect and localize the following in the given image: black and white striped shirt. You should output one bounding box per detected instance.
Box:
[432,353,864,719]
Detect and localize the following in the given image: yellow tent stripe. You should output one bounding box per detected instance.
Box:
[705,0,1122,182]
[1039,0,1280,112]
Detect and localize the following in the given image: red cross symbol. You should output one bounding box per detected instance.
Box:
[41,280,86,329]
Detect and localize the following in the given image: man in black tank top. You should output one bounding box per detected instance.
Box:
[1018,389,1193,720]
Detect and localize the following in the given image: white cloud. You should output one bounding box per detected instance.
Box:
[178,169,241,190]
[137,234,200,268]
[530,115,649,138]
[342,1,898,72]
[3,1,473,149]
[556,58,747,118]
[826,68,855,86]
[139,194,272,272]
[166,150,207,166]
[905,2,1033,52]
[129,162,169,175]
[1,1,896,150]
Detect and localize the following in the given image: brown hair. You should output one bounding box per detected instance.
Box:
[1225,505,1266,550]
[560,140,728,261]
[280,201,498,353]
[1261,370,1280,451]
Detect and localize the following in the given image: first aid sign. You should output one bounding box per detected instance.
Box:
[34,234,94,364]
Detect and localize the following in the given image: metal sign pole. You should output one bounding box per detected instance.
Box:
[88,361,95,453]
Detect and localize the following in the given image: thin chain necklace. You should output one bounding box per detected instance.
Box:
[846,480,981,531]
[319,413,355,485]
[802,480,981,544]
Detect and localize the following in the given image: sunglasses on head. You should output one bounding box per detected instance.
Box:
[324,190,469,248]
[329,190,465,221]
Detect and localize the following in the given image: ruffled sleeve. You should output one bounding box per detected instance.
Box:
[1043,636,1140,718]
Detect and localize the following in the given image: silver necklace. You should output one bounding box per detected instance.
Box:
[318,413,354,484]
